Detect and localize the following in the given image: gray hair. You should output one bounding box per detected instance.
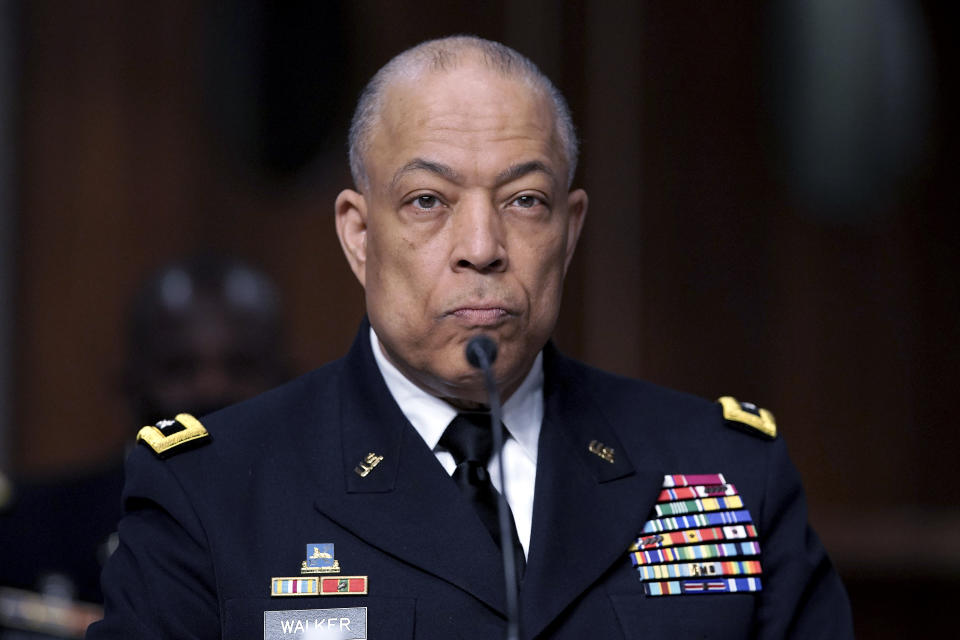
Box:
[348,35,579,191]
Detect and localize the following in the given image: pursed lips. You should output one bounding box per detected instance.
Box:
[447,306,514,325]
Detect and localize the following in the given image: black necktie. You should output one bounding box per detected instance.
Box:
[440,412,526,576]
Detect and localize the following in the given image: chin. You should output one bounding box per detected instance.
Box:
[441,367,486,394]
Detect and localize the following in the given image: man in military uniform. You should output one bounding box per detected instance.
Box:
[88,36,854,639]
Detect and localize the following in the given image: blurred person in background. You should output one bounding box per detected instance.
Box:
[0,254,290,639]
[123,254,290,427]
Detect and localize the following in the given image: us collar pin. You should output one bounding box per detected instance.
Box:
[588,439,615,464]
[354,452,384,478]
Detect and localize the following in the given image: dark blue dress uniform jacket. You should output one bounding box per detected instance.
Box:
[87,324,854,639]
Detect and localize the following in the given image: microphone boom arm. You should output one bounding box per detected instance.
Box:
[466,336,520,640]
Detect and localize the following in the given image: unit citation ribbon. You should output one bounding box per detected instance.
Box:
[271,578,319,597]
[631,474,763,596]
[319,577,369,596]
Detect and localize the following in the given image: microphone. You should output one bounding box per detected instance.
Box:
[465,335,519,640]
[466,335,498,370]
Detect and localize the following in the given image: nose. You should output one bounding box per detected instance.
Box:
[451,195,507,273]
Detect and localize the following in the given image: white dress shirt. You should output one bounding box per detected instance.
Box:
[370,327,542,557]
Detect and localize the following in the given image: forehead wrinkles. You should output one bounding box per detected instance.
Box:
[369,70,562,186]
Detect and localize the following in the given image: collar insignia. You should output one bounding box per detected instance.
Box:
[588,439,615,464]
[354,452,384,478]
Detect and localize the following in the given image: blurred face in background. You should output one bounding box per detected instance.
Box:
[125,260,288,425]
[133,296,283,422]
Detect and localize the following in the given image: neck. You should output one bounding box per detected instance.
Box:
[441,397,490,412]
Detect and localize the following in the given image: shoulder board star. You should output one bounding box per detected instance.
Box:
[717,396,777,440]
[137,413,210,458]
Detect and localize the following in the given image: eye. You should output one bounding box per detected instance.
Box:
[510,194,544,209]
[413,194,440,209]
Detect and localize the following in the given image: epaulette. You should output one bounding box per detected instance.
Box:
[136,413,210,458]
[717,396,777,440]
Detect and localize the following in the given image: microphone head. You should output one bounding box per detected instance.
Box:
[465,335,498,369]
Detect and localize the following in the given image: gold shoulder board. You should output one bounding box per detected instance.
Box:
[136,413,210,458]
[717,396,777,439]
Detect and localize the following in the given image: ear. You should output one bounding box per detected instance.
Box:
[335,189,369,288]
[562,188,588,273]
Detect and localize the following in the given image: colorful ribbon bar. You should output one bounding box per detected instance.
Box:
[630,540,761,566]
[631,524,758,551]
[643,576,762,597]
[271,577,319,597]
[662,473,726,488]
[637,559,763,581]
[657,483,738,503]
[319,576,369,595]
[642,508,754,534]
[654,495,744,518]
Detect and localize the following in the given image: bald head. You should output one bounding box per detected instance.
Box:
[348,35,578,192]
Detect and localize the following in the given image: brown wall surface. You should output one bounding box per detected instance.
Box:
[9,1,959,636]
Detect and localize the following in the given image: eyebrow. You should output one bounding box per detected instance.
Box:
[390,159,462,190]
[494,160,555,187]
[390,158,556,190]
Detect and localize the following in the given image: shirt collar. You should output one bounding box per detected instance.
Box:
[369,327,542,464]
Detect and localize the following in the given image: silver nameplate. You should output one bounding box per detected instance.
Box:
[264,607,367,639]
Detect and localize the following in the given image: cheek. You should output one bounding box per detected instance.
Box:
[529,269,566,325]
[519,232,568,294]
[366,233,443,315]
[367,229,411,285]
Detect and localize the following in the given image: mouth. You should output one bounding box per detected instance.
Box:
[447,306,514,326]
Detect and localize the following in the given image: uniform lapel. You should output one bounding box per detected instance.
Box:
[312,323,507,614]
[520,346,665,639]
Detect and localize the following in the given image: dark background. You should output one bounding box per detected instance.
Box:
[4,1,958,637]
